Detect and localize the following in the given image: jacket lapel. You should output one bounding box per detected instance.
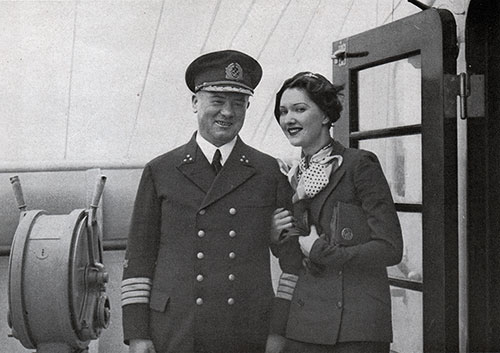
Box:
[176,134,215,193]
[200,137,256,209]
[311,140,347,221]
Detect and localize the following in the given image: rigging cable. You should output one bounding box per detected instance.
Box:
[63,0,79,159]
[199,0,223,54]
[229,0,257,48]
[126,0,166,158]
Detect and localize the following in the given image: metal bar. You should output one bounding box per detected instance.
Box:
[395,203,422,213]
[389,277,423,292]
[103,239,128,251]
[0,160,146,173]
[350,124,421,141]
[407,0,431,11]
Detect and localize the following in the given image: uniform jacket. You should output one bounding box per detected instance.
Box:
[274,140,403,345]
[121,133,292,353]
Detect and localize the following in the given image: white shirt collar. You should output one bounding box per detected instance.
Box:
[195,132,237,166]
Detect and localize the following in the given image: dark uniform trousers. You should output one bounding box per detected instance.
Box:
[122,133,292,353]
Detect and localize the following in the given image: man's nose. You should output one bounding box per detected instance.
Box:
[220,102,235,117]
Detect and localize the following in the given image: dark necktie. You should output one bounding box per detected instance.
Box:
[212,149,222,174]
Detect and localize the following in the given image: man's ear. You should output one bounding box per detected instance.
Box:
[191,94,198,113]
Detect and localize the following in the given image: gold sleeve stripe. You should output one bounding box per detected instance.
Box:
[122,290,151,300]
[277,284,295,294]
[121,297,150,306]
[121,277,153,287]
[121,289,151,307]
[276,290,293,301]
[280,273,299,282]
[121,283,152,293]
[121,277,153,306]
[276,272,298,301]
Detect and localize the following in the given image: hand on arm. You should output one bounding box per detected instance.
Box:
[298,224,320,257]
[265,334,287,353]
[271,208,295,243]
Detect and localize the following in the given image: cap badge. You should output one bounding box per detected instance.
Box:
[225,62,243,81]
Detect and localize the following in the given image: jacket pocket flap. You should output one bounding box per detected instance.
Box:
[149,289,170,312]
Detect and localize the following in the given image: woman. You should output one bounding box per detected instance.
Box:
[267,72,403,353]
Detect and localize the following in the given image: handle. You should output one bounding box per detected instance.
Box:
[87,175,107,266]
[10,176,27,211]
[90,175,107,209]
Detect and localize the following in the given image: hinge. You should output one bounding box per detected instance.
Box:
[444,73,485,119]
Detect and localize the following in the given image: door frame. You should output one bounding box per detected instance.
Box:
[332,9,458,352]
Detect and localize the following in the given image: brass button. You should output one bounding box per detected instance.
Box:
[227,298,235,305]
[196,298,203,305]
[228,274,235,281]
[228,252,236,259]
[196,274,204,282]
[229,207,237,215]
[338,270,343,276]
[229,230,236,238]
[197,230,205,238]
[337,301,342,308]
[197,252,205,259]
[199,209,206,215]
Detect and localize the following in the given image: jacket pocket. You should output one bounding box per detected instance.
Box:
[149,289,170,312]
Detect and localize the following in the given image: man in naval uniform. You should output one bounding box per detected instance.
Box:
[121,50,292,353]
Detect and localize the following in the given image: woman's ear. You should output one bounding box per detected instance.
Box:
[321,115,330,125]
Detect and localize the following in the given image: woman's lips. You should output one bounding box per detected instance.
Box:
[287,127,302,136]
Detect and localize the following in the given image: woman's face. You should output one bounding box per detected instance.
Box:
[278,88,330,154]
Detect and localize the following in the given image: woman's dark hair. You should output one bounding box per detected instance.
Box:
[274,72,343,125]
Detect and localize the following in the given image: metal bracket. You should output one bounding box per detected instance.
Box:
[332,41,347,67]
[332,40,369,67]
[444,73,485,119]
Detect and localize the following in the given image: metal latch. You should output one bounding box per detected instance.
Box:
[332,40,369,67]
[444,72,485,119]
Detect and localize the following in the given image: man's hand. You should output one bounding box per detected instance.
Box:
[129,339,156,353]
[265,333,287,353]
[271,208,294,243]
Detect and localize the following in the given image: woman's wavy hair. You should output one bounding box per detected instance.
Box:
[274,72,344,125]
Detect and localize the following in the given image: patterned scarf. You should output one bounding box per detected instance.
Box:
[282,142,343,203]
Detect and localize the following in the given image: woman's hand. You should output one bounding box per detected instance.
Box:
[265,333,287,353]
[129,339,156,353]
[271,208,294,243]
[298,224,320,257]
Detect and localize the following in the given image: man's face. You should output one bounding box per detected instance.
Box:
[192,91,250,147]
